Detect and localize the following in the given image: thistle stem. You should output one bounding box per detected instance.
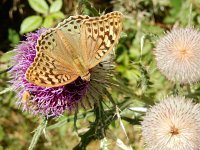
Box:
[28,117,48,150]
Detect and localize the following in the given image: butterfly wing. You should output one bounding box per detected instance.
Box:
[56,15,90,63]
[25,51,79,87]
[80,11,123,69]
[26,15,90,87]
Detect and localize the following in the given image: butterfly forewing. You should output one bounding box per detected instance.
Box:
[81,11,123,69]
[57,15,90,63]
[26,15,90,87]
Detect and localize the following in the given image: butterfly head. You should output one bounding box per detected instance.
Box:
[81,72,91,81]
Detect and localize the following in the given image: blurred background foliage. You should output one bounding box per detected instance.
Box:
[0,0,200,149]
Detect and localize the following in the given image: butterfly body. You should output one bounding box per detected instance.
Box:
[73,57,91,81]
[25,11,123,87]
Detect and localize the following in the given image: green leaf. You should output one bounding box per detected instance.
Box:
[20,15,43,34]
[0,51,15,62]
[28,118,48,150]
[170,0,182,11]
[0,126,5,141]
[50,11,65,19]
[28,0,49,14]
[42,16,54,27]
[0,87,12,95]
[8,28,20,45]
[50,0,63,13]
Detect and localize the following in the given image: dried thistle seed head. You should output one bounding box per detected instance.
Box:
[142,96,200,150]
[154,27,200,84]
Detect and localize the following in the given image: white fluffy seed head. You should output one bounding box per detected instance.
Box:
[154,28,200,84]
[142,96,200,150]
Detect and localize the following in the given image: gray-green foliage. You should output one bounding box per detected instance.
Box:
[20,0,64,34]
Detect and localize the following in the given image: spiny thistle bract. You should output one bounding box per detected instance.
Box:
[154,27,200,84]
[9,29,116,117]
[142,96,200,150]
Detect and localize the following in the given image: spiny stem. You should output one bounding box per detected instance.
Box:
[28,117,48,150]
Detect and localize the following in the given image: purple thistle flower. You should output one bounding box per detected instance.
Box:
[9,29,114,117]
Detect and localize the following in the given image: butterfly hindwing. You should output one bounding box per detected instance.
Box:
[26,52,79,87]
[80,11,123,69]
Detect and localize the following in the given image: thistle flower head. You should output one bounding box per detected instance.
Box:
[154,28,200,84]
[142,96,200,150]
[9,29,115,117]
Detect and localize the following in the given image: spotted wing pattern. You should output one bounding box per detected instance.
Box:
[25,15,89,87]
[25,12,123,87]
[80,11,123,69]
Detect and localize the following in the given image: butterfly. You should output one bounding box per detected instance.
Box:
[25,11,123,87]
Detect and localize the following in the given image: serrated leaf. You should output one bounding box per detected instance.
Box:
[42,16,54,27]
[28,0,49,14]
[50,0,62,13]
[28,118,48,150]
[20,15,42,34]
